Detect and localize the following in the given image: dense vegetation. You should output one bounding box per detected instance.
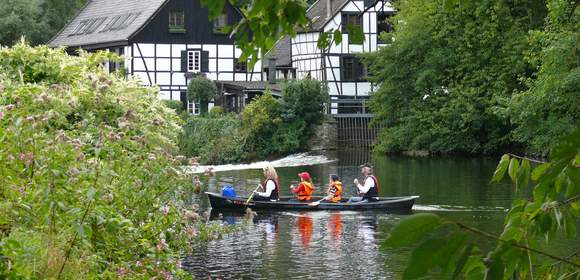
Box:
[178,79,328,164]
[365,0,578,156]
[0,43,226,279]
[0,0,87,46]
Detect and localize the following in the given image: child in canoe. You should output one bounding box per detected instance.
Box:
[323,174,343,203]
[290,172,314,201]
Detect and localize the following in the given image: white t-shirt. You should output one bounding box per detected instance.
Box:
[256,180,276,197]
[357,176,375,194]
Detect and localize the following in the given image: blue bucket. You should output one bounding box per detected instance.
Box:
[221,185,236,198]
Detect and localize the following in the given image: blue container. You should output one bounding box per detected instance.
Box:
[221,185,236,198]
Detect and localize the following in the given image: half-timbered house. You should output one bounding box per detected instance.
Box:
[49,0,275,114]
[292,0,394,114]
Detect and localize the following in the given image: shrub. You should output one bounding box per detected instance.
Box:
[187,75,217,116]
[0,43,203,279]
[209,105,224,118]
[162,99,185,115]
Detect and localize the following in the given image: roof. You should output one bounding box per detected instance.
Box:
[268,36,292,67]
[49,0,168,49]
[221,81,282,94]
[302,0,350,32]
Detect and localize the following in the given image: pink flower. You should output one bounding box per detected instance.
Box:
[0,111,4,119]
[156,239,168,252]
[18,153,26,161]
[159,205,170,215]
[117,267,128,278]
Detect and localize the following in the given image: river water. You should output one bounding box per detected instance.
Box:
[182,150,576,279]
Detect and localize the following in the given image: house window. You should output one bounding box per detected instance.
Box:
[169,11,185,33]
[187,50,201,72]
[341,56,366,81]
[213,14,228,34]
[341,13,363,44]
[187,101,200,115]
[377,12,394,42]
[235,58,247,72]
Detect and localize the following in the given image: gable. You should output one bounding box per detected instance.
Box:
[129,0,243,45]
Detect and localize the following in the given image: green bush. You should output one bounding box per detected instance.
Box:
[187,75,217,116]
[209,105,224,118]
[162,99,185,115]
[0,43,206,279]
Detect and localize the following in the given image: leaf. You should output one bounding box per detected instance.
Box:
[383,213,442,247]
[491,154,510,183]
[508,158,519,182]
[403,237,447,279]
[531,163,550,181]
[485,258,505,280]
[333,29,342,45]
[87,187,96,201]
[452,243,474,280]
[517,159,531,190]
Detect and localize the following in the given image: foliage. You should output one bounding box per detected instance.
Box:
[0,43,211,279]
[162,100,186,116]
[179,80,328,163]
[178,114,246,164]
[187,75,218,116]
[365,0,550,155]
[0,0,87,46]
[209,106,224,118]
[510,0,580,154]
[383,128,580,279]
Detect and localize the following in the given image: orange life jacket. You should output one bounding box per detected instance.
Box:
[296,181,314,201]
[326,181,342,202]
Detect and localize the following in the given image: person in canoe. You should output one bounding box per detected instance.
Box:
[253,165,280,201]
[290,172,314,201]
[322,174,343,203]
[347,163,380,203]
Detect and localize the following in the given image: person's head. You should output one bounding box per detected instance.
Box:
[360,163,373,176]
[263,165,278,180]
[298,172,311,182]
[329,174,340,182]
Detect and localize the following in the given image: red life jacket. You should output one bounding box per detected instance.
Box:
[262,178,280,200]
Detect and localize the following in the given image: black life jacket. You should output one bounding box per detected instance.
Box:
[262,179,279,200]
[362,175,380,199]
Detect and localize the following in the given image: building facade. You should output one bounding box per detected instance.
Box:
[50,0,393,115]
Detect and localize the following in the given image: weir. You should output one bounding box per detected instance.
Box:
[328,99,382,147]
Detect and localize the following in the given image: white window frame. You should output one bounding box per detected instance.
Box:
[187,50,201,72]
[187,101,200,115]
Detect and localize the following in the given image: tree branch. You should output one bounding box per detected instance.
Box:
[454,222,580,268]
[507,153,546,164]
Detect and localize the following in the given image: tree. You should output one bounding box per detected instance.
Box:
[187,75,218,116]
[0,0,47,46]
[364,0,547,154]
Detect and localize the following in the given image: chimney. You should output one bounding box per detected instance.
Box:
[326,0,332,19]
[268,56,276,84]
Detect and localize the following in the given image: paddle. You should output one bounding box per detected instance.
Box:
[245,184,262,205]
[308,197,327,207]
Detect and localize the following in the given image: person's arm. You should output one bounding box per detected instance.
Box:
[356,178,373,194]
[291,183,304,194]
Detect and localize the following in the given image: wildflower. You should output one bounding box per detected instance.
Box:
[8,154,15,161]
[26,116,35,122]
[0,111,4,120]
[186,226,198,238]
[135,261,142,267]
[18,153,26,161]
[156,239,168,252]
[105,192,114,203]
[184,210,199,222]
[68,167,80,177]
[159,270,173,280]
[159,205,170,215]
[117,267,128,278]
[147,153,157,161]
[5,104,15,110]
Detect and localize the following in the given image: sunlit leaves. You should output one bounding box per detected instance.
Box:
[383,213,442,247]
[508,158,520,182]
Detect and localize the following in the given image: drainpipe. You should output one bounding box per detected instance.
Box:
[326,0,332,19]
[268,56,276,84]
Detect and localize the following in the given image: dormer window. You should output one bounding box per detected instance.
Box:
[169,11,185,33]
[213,14,228,34]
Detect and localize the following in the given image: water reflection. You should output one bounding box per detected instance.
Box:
[296,214,313,249]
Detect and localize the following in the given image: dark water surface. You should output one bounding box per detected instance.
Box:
[182,151,576,279]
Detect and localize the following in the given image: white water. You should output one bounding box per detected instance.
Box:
[413,204,507,212]
[184,153,337,174]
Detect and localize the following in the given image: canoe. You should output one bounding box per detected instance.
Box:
[206,192,419,211]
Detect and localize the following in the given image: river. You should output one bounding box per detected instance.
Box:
[182,150,577,279]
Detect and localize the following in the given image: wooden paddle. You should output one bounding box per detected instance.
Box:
[245,185,263,205]
[308,197,327,207]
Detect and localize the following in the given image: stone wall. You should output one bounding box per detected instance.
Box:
[307,117,338,151]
